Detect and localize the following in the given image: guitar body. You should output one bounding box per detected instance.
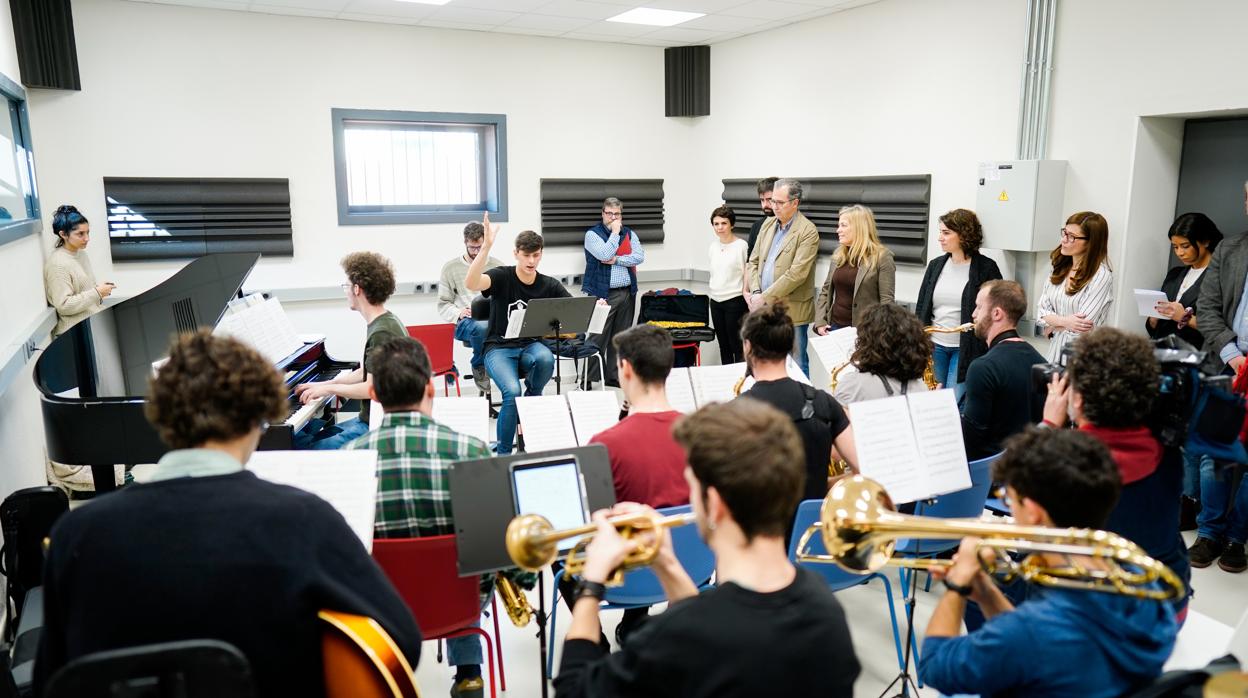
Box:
[319,610,421,698]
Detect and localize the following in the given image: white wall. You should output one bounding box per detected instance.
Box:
[0,0,58,499]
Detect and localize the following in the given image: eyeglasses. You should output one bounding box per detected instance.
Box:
[1060,230,1088,242]
[466,245,483,253]
[340,282,355,293]
[772,198,793,206]
[991,486,1022,510]
[259,421,270,434]
[602,211,622,218]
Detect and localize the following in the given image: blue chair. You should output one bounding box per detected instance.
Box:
[788,498,907,672]
[547,504,714,674]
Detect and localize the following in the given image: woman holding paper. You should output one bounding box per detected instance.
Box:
[831,303,930,407]
[913,209,1001,398]
[1145,212,1222,349]
[1036,211,1113,363]
[814,205,895,335]
[707,204,749,364]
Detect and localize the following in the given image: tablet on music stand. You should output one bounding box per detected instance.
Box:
[509,455,590,552]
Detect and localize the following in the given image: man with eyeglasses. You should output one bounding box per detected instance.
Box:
[583,196,645,387]
[294,251,407,449]
[746,178,820,375]
[439,221,505,395]
[745,177,779,258]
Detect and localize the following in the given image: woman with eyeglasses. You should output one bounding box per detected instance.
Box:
[813,204,895,335]
[1036,212,1113,362]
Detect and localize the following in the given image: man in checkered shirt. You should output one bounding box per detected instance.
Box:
[347,334,534,698]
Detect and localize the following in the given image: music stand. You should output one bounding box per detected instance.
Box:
[515,297,598,395]
[449,445,616,698]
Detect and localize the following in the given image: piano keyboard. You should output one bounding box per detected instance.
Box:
[284,369,346,433]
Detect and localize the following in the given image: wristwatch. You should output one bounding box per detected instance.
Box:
[942,577,973,597]
[574,579,607,603]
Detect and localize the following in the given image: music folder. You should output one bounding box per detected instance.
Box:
[506,296,599,339]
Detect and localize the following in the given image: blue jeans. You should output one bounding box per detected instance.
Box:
[446,595,491,667]
[1197,462,1248,545]
[485,342,555,454]
[293,416,370,451]
[931,345,965,401]
[455,317,489,371]
[795,323,810,377]
[1183,449,1212,500]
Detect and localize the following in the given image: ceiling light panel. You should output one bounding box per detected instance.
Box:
[606,7,705,27]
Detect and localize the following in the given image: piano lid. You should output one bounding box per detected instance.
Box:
[35,252,260,400]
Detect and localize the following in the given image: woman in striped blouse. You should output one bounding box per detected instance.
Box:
[1037,211,1113,362]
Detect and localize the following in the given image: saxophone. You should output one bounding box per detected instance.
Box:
[496,575,534,628]
[922,323,975,390]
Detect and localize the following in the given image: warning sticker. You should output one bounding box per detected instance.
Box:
[998,191,1009,202]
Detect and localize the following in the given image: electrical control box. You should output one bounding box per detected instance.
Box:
[975,160,1067,252]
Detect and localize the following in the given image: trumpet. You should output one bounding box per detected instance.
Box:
[495,575,534,627]
[923,323,975,389]
[506,510,697,586]
[796,476,1186,601]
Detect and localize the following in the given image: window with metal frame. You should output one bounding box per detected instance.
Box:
[332,109,508,226]
[0,70,41,248]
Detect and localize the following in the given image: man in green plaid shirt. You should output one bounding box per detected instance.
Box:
[347,334,534,698]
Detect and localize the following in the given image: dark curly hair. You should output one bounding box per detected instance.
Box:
[1067,327,1158,428]
[993,427,1120,528]
[939,208,984,256]
[674,398,804,541]
[851,303,929,381]
[341,251,396,306]
[145,330,287,449]
[741,301,794,363]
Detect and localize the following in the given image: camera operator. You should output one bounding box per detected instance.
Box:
[1042,327,1191,620]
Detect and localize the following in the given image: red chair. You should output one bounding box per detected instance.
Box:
[406,324,460,396]
[670,342,702,366]
[372,536,497,697]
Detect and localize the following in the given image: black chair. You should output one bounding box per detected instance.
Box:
[43,640,256,698]
[1,486,68,634]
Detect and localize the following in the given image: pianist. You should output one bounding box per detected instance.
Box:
[35,331,422,696]
[294,251,408,449]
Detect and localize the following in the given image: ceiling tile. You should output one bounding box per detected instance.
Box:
[528,0,633,21]
[339,0,438,18]
[418,18,498,31]
[497,13,595,32]
[639,0,754,12]
[716,0,822,20]
[338,11,429,24]
[248,2,342,16]
[426,5,519,26]
[639,25,721,42]
[453,0,550,10]
[574,20,662,38]
[679,12,762,31]
[489,24,569,36]
[247,0,349,9]
[142,0,250,9]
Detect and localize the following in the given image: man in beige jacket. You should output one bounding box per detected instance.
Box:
[746,178,820,375]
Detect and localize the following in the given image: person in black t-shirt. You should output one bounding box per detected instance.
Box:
[465,214,573,454]
[737,301,857,501]
[960,280,1046,461]
[553,398,860,697]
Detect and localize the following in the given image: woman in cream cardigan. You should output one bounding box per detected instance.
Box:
[43,204,114,336]
[814,204,896,335]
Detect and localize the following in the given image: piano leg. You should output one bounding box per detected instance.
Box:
[91,465,118,493]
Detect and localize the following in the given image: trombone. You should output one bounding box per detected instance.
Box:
[796,476,1186,601]
[923,322,975,389]
[506,510,697,586]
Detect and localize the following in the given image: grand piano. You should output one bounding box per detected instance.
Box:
[34,253,359,492]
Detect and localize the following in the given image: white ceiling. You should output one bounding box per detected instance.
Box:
[134,0,883,46]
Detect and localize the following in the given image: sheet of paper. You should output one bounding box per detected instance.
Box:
[907,389,972,497]
[247,449,379,550]
[566,390,621,445]
[786,355,812,385]
[1134,288,1170,319]
[432,396,491,445]
[690,362,748,407]
[515,395,578,452]
[504,306,526,339]
[369,400,383,432]
[587,303,610,334]
[848,395,925,504]
[666,367,698,414]
[808,326,858,373]
[212,296,303,364]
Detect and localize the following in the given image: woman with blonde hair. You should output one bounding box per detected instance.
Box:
[1036,211,1113,362]
[814,204,896,335]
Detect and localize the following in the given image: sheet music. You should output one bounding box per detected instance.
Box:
[246,449,379,551]
[368,401,383,432]
[504,306,526,339]
[666,367,698,414]
[786,355,812,385]
[566,390,621,445]
[515,395,578,452]
[848,395,925,504]
[808,326,858,373]
[587,303,611,334]
[690,362,748,407]
[907,389,972,497]
[432,396,492,445]
[213,296,304,364]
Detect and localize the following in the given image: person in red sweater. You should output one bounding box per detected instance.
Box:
[562,324,691,646]
[590,324,691,509]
